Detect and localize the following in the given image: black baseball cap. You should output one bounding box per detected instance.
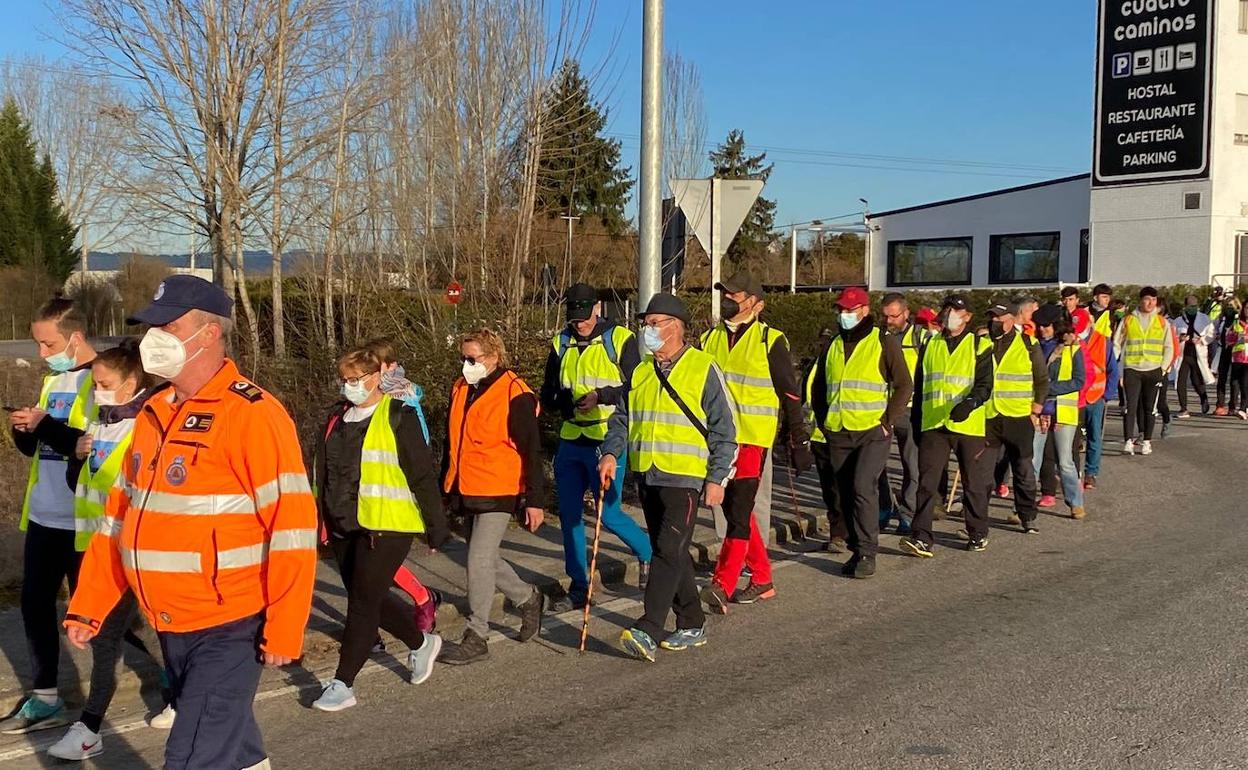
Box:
[564,283,598,322]
[1060,286,1080,298]
[1139,286,1159,299]
[986,303,1016,318]
[126,275,233,326]
[637,293,691,325]
[941,294,970,311]
[1212,286,1225,296]
[714,271,764,300]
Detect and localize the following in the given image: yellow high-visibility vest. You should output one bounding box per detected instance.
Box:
[919,334,992,437]
[823,331,889,433]
[701,322,784,446]
[628,349,715,480]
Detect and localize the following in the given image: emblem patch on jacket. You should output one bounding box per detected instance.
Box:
[165,456,188,486]
[229,381,264,402]
[181,413,215,433]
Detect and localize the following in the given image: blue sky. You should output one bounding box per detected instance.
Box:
[0,0,1097,230]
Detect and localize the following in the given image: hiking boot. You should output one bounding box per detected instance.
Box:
[638,561,650,592]
[1006,513,1022,526]
[826,536,848,554]
[1038,495,1057,509]
[659,626,708,651]
[899,537,933,559]
[732,582,776,604]
[312,679,357,713]
[1122,439,1135,456]
[47,721,103,761]
[408,632,442,685]
[516,591,544,642]
[1071,506,1087,520]
[619,627,657,662]
[700,583,730,615]
[1084,475,1097,490]
[439,629,489,666]
[1140,440,1154,455]
[414,588,442,633]
[1,696,68,735]
[967,537,989,552]
[850,555,876,579]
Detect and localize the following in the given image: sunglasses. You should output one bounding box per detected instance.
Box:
[461,355,484,365]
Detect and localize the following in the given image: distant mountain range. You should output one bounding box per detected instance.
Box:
[82,250,314,275]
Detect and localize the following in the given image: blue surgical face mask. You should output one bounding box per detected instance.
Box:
[642,325,664,353]
[45,340,77,373]
[839,312,860,330]
[341,380,374,406]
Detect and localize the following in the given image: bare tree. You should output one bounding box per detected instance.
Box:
[663,50,708,190]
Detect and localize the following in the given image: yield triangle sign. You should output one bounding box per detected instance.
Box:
[671,178,765,257]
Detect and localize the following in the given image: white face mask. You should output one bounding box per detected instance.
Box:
[462,360,489,385]
[94,389,119,407]
[944,313,966,333]
[642,325,664,353]
[140,325,207,380]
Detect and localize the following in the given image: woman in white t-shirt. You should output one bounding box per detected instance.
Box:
[5,298,96,736]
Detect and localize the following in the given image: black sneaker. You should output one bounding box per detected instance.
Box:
[1022,522,1040,535]
[638,561,650,592]
[516,591,544,642]
[899,537,934,559]
[840,555,860,576]
[850,556,876,579]
[732,582,777,604]
[967,537,989,552]
[438,629,488,666]
[700,583,730,615]
[548,594,587,614]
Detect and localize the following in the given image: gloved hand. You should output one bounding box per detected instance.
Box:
[788,439,814,474]
[949,399,976,423]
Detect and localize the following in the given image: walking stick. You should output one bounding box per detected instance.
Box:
[785,463,802,518]
[579,481,608,654]
[945,467,961,513]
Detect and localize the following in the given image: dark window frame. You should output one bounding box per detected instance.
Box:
[886,237,974,287]
[988,231,1062,285]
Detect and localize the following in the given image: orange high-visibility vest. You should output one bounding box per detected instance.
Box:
[444,370,537,497]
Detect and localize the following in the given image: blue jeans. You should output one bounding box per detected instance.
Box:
[1033,423,1083,509]
[1083,398,1105,477]
[555,441,652,601]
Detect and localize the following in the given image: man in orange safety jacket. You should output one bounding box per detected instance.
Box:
[65,276,317,770]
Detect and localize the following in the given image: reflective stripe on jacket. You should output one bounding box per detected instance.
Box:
[628,349,714,479]
[73,426,132,552]
[823,331,889,432]
[920,334,992,437]
[358,396,424,533]
[21,372,93,530]
[1123,313,1167,368]
[553,326,631,442]
[700,322,783,446]
[1054,346,1079,426]
[66,360,318,659]
[987,333,1034,419]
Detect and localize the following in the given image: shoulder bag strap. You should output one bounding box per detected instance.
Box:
[652,358,709,440]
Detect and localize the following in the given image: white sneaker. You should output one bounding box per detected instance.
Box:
[47,721,103,761]
[313,679,357,712]
[148,704,176,730]
[1238,410,1248,421]
[1122,439,1135,456]
[408,632,442,685]
[1140,440,1153,456]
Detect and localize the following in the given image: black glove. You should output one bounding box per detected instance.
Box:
[949,399,976,423]
[788,439,814,475]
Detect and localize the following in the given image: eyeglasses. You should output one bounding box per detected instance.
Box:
[339,372,378,387]
[643,317,677,329]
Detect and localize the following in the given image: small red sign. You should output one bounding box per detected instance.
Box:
[446,281,463,305]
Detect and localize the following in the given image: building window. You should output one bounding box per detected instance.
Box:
[989,232,1060,284]
[1241,0,1248,33]
[887,238,972,287]
[1236,94,1248,145]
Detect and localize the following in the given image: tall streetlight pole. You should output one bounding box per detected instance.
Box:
[638,0,663,312]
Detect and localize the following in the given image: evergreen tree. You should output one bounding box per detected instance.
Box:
[709,129,776,266]
[534,59,633,235]
[0,98,79,281]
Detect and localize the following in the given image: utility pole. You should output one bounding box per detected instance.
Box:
[638,0,663,312]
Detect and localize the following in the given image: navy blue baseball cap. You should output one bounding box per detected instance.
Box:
[126,275,233,326]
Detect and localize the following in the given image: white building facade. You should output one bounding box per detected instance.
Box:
[868,0,1248,292]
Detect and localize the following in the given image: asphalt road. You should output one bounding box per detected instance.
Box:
[3,412,1247,769]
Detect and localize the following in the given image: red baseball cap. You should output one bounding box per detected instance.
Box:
[916,307,938,326]
[836,286,870,309]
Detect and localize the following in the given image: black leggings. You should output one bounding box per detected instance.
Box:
[1122,368,1164,441]
[329,532,425,687]
[1235,364,1248,410]
[82,592,161,733]
[21,521,82,691]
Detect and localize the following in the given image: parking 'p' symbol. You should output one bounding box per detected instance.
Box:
[1112,53,1131,79]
